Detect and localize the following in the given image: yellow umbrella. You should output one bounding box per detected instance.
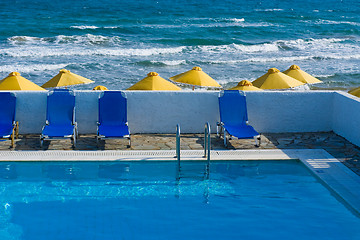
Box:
[42,69,94,88]
[229,80,263,91]
[252,68,305,89]
[348,87,360,97]
[169,67,221,88]
[127,72,181,91]
[93,85,108,91]
[0,72,45,91]
[283,65,322,84]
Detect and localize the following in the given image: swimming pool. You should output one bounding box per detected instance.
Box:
[0,160,359,240]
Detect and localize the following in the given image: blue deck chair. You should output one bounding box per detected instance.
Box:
[0,92,18,147]
[217,90,260,147]
[97,91,130,147]
[40,89,77,147]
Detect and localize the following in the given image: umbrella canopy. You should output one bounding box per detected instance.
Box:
[0,72,45,91]
[252,68,305,89]
[169,67,221,88]
[229,80,263,91]
[348,87,360,97]
[283,65,322,84]
[93,85,108,91]
[127,72,181,91]
[42,69,94,88]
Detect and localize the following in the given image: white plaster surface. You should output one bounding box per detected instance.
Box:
[245,91,333,132]
[126,91,219,133]
[332,92,360,147]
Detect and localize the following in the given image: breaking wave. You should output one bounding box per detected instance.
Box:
[0,45,186,58]
[70,25,100,29]
[0,64,68,73]
[314,19,360,26]
[2,36,357,62]
[135,60,187,66]
[8,34,124,46]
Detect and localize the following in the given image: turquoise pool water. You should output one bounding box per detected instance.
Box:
[0,160,359,240]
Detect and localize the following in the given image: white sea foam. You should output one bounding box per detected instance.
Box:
[0,45,186,58]
[70,25,100,29]
[255,9,284,12]
[193,38,347,54]
[232,43,279,52]
[275,37,346,50]
[0,64,68,73]
[8,34,123,45]
[313,74,335,78]
[314,19,360,26]
[194,42,279,54]
[227,18,245,22]
[151,60,186,66]
[197,56,314,64]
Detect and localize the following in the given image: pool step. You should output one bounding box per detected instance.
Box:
[177,162,209,180]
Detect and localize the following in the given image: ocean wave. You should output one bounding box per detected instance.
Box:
[0,64,68,73]
[195,53,360,64]
[196,56,313,64]
[193,42,279,53]
[313,74,335,78]
[192,37,348,54]
[8,34,123,46]
[70,25,100,29]
[255,9,284,12]
[314,20,360,26]
[3,36,357,59]
[0,46,186,58]
[135,60,187,66]
[225,18,245,23]
[275,38,346,50]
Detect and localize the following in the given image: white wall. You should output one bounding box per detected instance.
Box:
[245,91,333,133]
[332,92,360,147]
[126,91,220,133]
[12,90,335,135]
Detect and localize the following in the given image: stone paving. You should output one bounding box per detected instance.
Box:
[1,131,359,175]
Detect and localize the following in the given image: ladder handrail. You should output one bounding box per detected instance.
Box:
[204,122,211,179]
[176,124,181,180]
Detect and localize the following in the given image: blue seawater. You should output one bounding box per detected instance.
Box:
[0,0,359,90]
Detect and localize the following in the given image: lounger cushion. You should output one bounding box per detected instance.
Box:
[223,124,259,139]
[98,124,129,138]
[42,124,75,137]
[0,124,13,138]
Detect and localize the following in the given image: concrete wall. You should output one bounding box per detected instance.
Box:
[245,91,333,133]
[13,90,335,135]
[332,92,360,147]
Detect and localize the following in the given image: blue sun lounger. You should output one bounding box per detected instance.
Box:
[40,89,78,147]
[97,91,130,147]
[0,92,18,147]
[217,90,260,147]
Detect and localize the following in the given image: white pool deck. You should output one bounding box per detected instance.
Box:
[0,149,359,214]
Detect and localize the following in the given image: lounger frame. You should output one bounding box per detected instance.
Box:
[217,90,261,147]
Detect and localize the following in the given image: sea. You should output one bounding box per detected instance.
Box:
[0,0,359,90]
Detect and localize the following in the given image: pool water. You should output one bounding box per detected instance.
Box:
[0,160,359,240]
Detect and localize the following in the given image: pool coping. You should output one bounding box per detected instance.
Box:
[0,149,359,214]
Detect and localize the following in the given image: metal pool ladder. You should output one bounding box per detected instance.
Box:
[175,123,211,180]
[176,124,181,180]
[203,122,211,180]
